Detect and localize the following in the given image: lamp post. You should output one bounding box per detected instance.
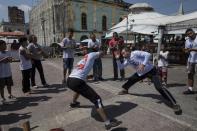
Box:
[126,16,129,44]
[156,25,165,59]
[41,17,46,46]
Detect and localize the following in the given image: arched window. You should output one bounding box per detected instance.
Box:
[119,17,123,22]
[81,13,87,30]
[102,15,107,31]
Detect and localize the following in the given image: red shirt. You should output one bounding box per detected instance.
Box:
[109,38,124,48]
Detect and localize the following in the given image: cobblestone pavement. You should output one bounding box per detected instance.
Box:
[0,57,197,131]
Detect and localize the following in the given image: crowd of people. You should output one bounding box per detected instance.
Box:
[0,28,196,130]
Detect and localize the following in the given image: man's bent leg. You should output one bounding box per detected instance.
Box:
[119,73,143,95]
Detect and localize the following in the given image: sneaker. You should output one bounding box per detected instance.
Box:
[70,101,80,108]
[113,78,118,81]
[120,77,125,81]
[1,98,6,104]
[105,119,122,130]
[43,83,49,87]
[8,95,16,99]
[99,77,104,81]
[25,92,31,96]
[118,90,128,95]
[32,85,38,88]
[173,104,182,115]
[183,89,195,95]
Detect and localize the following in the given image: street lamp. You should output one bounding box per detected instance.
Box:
[41,17,46,46]
[123,15,129,44]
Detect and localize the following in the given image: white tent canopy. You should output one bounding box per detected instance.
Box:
[105,11,169,37]
[106,2,197,38]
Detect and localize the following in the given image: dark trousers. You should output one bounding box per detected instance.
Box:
[67,77,102,108]
[93,57,102,80]
[113,56,125,79]
[122,67,177,106]
[31,60,46,86]
[21,68,31,93]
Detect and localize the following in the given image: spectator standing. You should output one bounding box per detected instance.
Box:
[109,32,125,81]
[0,40,14,103]
[158,45,169,87]
[19,37,34,95]
[61,29,76,84]
[87,33,103,81]
[28,35,49,88]
[183,28,197,94]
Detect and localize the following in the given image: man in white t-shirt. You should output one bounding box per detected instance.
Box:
[0,40,14,103]
[158,46,169,86]
[114,48,182,115]
[19,36,35,96]
[61,29,76,84]
[87,33,103,81]
[184,28,197,95]
[67,52,121,130]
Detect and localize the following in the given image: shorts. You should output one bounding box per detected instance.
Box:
[63,58,74,69]
[67,77,101,104]
[0,76,13,88]
[187,63,196,74]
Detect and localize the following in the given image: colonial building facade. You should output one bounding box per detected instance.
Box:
[29,0,131,46]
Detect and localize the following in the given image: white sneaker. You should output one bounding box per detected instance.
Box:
[32,85,38,88]
[43,83,49,87]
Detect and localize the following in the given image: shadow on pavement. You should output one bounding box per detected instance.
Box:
[129,93,175,108]
[111,127,128,131]
[91,101,138,122]
[30,84,67,94]
[167,83,186,88]
[129,93,164,102]
[0,112,31,125]
[0,96,51,112]
[8,127,23,131]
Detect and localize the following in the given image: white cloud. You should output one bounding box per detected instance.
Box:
[18,4,32,22]
[18,4,32,13]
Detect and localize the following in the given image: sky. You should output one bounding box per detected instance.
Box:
[0,0,197,23]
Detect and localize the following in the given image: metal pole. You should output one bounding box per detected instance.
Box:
[52,1,56,42]
[62,0,66,37]
[126,16,128,44]
[157,26,164,59]
[41,17,46,46]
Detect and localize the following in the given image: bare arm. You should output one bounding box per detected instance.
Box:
[20,50,36,60]
[0,57,12,63]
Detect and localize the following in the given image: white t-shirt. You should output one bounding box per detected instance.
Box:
[19,46,32,70]
[117,50,154,76]
[69,52,100,81]
[0,51,12,78]
[61,38,76,58]
[158,51,169,67]
[87,39,101,49]
[185,36,197,63]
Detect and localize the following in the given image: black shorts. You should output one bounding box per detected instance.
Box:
[0,76,13,88]
[67,77,101,104]
[63,58,74,69]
